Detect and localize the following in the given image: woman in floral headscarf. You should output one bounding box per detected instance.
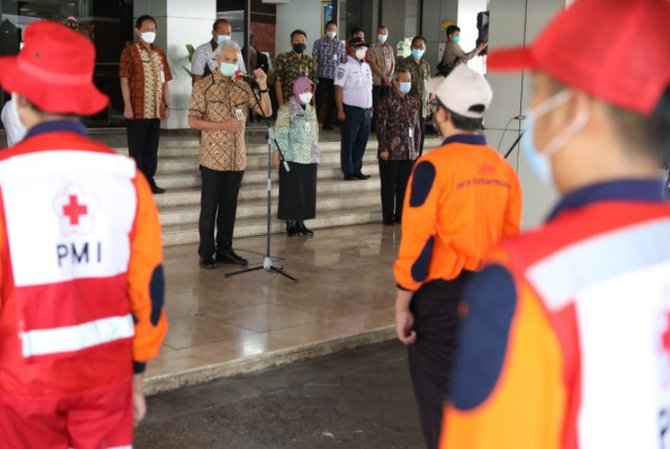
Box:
[273,76,320,236]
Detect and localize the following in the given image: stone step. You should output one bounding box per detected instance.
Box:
[155,162,382,189]
[162,205,383,247]
[159,190,383,226]
[154,176,382,208]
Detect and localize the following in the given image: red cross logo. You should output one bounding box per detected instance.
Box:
[62,195,88,226]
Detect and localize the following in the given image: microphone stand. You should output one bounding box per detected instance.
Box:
[226,79,298,282]
[504,130,524,160]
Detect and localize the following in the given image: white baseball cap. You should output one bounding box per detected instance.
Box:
[426,64,493,118]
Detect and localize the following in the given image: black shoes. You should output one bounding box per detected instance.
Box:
[383,218,395,226]
[199,256,216,269]
[296,221,314,236]
[322,125,335,130]
[343,174,356,181]
[151,185,166,194]
[286,220,299,236]
[353,172,371,180]
[216,251,249,266]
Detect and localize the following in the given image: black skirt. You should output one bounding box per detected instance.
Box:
[277,161,318,221]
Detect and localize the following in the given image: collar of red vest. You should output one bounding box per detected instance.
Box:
[24,120,88,141]
[442,134,487,146]
[548,179,666,221]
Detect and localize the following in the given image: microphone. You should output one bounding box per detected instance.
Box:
[513,114,526,120]
[234,70,257,83]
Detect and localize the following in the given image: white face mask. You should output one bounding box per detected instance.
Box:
[355,48,367,60]
[377,34,388,43]
[298,92,313,104]
[326,30,337,39]
[140,31,156,44]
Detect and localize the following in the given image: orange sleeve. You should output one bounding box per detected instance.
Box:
[503,169,522,239]
[128,172,167,371]
[440,264,565,449]
[394,156,443,291]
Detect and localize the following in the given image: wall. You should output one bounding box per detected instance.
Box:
[275,0,322,56]
[484,0,567,228]
[134,0,217,129]
[421,0,457,67]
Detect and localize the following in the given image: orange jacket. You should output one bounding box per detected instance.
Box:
[0,123,167,396]
[394,134,521,291]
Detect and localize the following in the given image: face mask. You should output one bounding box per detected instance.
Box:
[411,48,424,59]
[220,62,237,77]
[521,89,589,185]
[298,92,313,104]
[217,34,231,45]
[293,43,306,54]
[355,48,367,60]
[398,82,411,94]
[141,31,156,44]
[326,31,337,39]
[9,94,27,143]
[377,34,388,43]
[453,36,460,44]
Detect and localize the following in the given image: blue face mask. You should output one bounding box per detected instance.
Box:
[411,48,425,59]
[521,89,589,186]
[217,34,231,45]
[398,82,412,94]
[220,62,237,77]
[453,36,460,44]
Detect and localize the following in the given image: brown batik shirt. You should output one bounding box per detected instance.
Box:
[274,51,317,102]
[119,42,172,119]
[375,88,421,160]
[189,70,268,171]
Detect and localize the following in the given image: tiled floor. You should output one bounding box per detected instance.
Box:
[148,223,402,388]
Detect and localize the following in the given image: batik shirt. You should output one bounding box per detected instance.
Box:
[312,36,346,80]
[368,42,395,86]
[397,56,431,118]
[275,51,317,102]
[274,97,320,164]
[119,42,173,119]
[375,89,421,160]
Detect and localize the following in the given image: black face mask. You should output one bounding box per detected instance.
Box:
[293,43,307,54]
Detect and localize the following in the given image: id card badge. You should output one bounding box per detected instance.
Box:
[304,122,311,133]
[235,107,244,121]
[159,70,165,84]
[409,128,414,138]
[333,53,339,62]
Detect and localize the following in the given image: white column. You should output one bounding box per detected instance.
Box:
[484,0,566,229]
[134,0,217,129]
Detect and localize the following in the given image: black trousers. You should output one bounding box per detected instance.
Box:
[198,166,244,258]
[317,77,336,128]
[127,118,161,187]
[419,116,427,156]
[407,273,473,449]
[378,159,413,222]
[340,105,371,177]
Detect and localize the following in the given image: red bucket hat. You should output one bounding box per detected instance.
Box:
[0,21,108,116]
[487,0,670,117]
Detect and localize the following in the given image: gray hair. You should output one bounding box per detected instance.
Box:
[393,68,412,81]
[214,40,240,55]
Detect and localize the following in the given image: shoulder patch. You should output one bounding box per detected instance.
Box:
[336,67,346,80]
[409,161,436,207]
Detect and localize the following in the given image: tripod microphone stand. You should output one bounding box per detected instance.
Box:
[504,130,524,159]
[226,84,298,282]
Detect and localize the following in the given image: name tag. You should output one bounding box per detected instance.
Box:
[333,54,338,61]
[409,128,414,138]
[159,71,165,84]
[235,107,244,121]
[304,123,311,133]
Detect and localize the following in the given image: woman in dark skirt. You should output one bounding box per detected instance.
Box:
[273,76,320,236]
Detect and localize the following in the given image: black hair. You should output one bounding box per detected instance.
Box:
[411,35,426,47]
[351,27,364,36]
[326,20,337,28]
[377,24,388,31]
[446,25,460,37]
[213,18,230,31]
[434,99,484,131]
[135,15,156,30]
[291,29,307,40]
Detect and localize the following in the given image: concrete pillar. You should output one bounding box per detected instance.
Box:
[484,0,567,228]
[133,0,217,129]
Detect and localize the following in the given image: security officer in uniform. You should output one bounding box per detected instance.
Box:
[335,37,374,181]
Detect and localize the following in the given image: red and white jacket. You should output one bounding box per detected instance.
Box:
[0,122,167,397]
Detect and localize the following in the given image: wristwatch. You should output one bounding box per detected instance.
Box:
[164,104,171,109]
[258,88,269,94]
